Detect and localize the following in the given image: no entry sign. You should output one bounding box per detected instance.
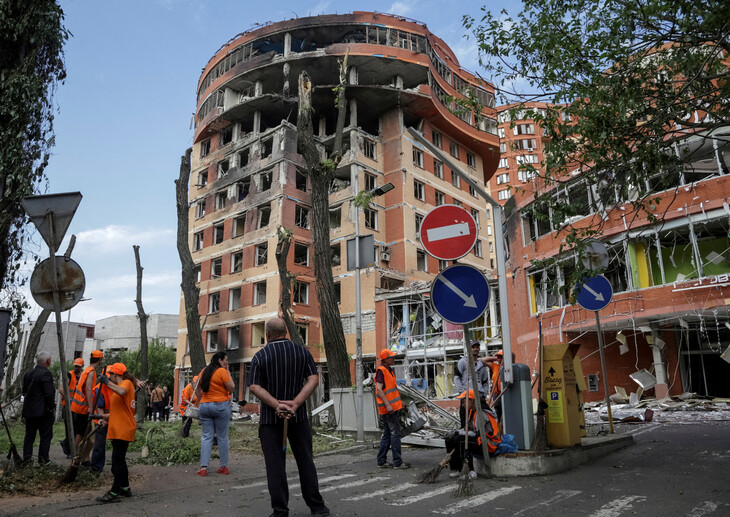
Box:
[419,205,477,261]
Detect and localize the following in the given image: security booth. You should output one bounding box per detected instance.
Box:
[543,343,584,448]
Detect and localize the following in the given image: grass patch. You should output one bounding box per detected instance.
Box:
[0,462,101,495]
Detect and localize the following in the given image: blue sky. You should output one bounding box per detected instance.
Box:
[26,0,517,325]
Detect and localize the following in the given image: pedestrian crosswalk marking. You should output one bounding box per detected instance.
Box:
[343,482,417,501]
[296,476,389,496]
[513,489,582,515]
[232,476,299,489]
[688,501,722,517]
[260,474,357,493]
[389,485,455,506]
[432,486,521,514]
[589,495,647,517]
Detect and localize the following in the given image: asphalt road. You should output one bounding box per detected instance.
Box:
[7,419,730,516]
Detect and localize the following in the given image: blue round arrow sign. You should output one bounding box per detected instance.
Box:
[575,274,613,312]
[431,264,490,324]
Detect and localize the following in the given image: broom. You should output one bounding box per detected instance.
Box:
[453,364,475,497]
[0,402,23,468]
[533,319,548,452]
[416,449,454,484]
[59,378,102,484]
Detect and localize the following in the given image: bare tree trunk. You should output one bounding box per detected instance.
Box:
[296,55,352,388]
[275,226,304,346]
[175,148,206,374]
[133,244,149,422]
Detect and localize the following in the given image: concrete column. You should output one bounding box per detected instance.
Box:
[349,98,358,128]
[349,66,358,85]
[254,81,263,97]
[253,110,261,135]
[284,32,292,57]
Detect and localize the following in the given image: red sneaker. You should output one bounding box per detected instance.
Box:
[217,466,229,475]
[196,467,207,477]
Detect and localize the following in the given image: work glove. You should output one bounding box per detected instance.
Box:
[99,375,110,386]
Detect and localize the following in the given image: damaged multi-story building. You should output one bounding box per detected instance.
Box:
[493,102,730,402]
[174,12,503,406]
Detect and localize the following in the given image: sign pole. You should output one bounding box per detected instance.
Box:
[47,214,76,457]
[462,324,492,476]
[595,311,614,434]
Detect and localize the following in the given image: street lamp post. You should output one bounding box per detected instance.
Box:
[355,181,394,442]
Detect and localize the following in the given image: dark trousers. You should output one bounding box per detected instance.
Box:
[152,401,164,421]
[163,406,170,421]
[181,416,193,437]
[23,414,53,463]
[110,439,129,493]
[445,431,482,471]
[91,423,108,472]
[377,410,402,466]
[259,420,326,516]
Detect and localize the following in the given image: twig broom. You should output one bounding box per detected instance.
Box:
[416,449,454,484]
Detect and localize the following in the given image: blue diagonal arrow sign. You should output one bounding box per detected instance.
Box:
[575,274,613,312]
[431,264,489,324]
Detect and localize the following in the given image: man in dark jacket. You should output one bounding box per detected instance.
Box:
[22,351,56,465]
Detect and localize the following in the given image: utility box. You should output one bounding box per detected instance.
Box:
[543,343,583,448]
[502,363,534,449]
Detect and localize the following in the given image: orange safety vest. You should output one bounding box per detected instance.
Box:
[375,366,403,415]
[71,366,96,414]
[92,382,113,424]
[179,383,193,414]
[470,408,502,453]
[489,363,501,397]
[62,370,82,407]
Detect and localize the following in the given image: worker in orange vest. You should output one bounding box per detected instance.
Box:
[445,389,501,478]
[59,357,84,457]
[375,349,409,469]
[70,350,104,464]
[90,366,113,474]
[179,375,198,438]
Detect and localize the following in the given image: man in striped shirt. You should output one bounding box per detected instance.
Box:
[249,317,330,517]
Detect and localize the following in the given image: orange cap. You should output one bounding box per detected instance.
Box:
[108,362,127,376]
[91,350,104,359]
[456,389,476,400]
[379,349,396,360]
[496,350,503,357]
[73,358,85,367]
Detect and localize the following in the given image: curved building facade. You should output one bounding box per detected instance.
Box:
[176,12,500,404]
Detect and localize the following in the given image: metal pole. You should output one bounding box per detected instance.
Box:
[355,191,364,442]
[462,324,492,477]
[48,214,76,456]
[595,311,614,434]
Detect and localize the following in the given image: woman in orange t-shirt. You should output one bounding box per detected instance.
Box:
[195,351,235,476]
[95,362,139,504]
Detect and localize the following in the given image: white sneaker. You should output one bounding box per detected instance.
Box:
[469,470,477,479]
[449,471,460,478]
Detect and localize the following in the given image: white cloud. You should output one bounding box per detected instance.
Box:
[307,1,332,16]
[388,1,416,16]
[71,225,175,255]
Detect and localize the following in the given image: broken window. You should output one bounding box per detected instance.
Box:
[515,138,537,151]
[193,231,204,251]
[195,200,206,219]
[206,330,218,353]
[253,281,267,305]
[694,218,730,278]
[449,140,459,159]
[334,282,341,303]
[197,171,208,188]
[329,206,341,229]
[451,171,461,188]
[213,223,224,245]
[471,208,480,228]
[414,180,425,201]
[260,170,272,191]
[453,198,462,207]
[215,190,227,210]
[237,178,250,201]
[238,148,250,168]
[296,170,307,191]
[467,152,476,168]
[200,139,210,158]
[294,242,309,266]
[233,213,246,237]
[474,239,483,257]
[432,130,442,148]
[229,287,241,310]
[439,260,448,271]
[417,250,428,272]
[295,205,310,229]
[331,243,341,266]
[255,242,268,266]
[293,282,309,304]
[261,138,273,159]
[415,213,424,236]
[211,257,222,278]
[434,159,443,179]
[209,292,220,313]
[220,127,233,146]
[365,173,377,191]
[514,123,535,135]
[435,190,444,206]
[296,324,308,345]
[364,208,377,230]
[218,159,230,177]
[470,185,478,197]
[231,251,242,273]
[228,327,240,350]
[257,204,271,229]
[604,242,630,293]
[363,138,376,160]
[653,226,696,284]
[413,147,424,168]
